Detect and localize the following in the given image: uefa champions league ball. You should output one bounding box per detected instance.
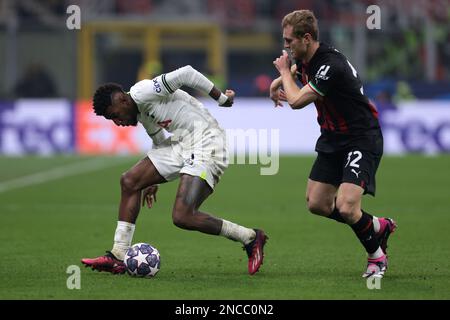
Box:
[124,243,161,278]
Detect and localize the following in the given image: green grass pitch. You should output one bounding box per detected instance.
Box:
[0,155,449,299]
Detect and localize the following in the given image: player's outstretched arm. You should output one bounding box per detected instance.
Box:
[162,65,232,106]
[273,51,318,109]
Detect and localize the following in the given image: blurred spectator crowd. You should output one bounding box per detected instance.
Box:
[6,0,449,28]
[0,0,449,101]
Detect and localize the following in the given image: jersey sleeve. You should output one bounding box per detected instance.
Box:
[130,65,215,103]
[161,65,214,94]
[129,79,168,105]
[307,57,343,97]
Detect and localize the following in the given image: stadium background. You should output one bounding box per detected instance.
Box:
[0,0,449,301]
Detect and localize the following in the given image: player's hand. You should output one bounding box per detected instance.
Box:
[141,185,158,209]
[269,79,287,107]
[273,50,291,75]
[290,64,298,77]
[279,89,287,101]
[270,87,283,107]
[220,89,235,107]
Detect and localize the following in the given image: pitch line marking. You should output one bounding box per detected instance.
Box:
[0,157,129,193]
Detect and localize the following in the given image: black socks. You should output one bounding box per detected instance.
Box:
[350,211,379,254]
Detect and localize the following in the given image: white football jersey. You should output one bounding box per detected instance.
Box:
[129,66,224,146]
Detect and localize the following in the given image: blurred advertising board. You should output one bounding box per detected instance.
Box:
[74,101,151,154]
[0,99,449,155]
[381,102,450,154]
[0,100,74,155]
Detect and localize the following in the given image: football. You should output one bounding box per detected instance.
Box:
[124,243,161,277]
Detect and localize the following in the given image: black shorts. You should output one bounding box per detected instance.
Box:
[309,147,382,196]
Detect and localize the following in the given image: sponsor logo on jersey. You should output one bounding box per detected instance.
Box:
[315,65,330,82]
[153,78,162,93]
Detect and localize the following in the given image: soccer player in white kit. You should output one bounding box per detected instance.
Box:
[81,65,268,275]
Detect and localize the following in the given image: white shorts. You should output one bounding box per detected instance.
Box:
[147,129,228,190]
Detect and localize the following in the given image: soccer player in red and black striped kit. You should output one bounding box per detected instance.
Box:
[271,10,397,278]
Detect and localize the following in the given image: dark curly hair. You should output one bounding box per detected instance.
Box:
[92,83,124,116]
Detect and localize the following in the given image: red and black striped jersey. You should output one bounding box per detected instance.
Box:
[296,43,382,153]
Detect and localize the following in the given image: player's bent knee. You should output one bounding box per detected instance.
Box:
[306,198,333,216]
[120,171,142,192]
[335,196,358,219]
[172,216,187,229]
[120,172,140,193]
[307,203,329,216]
[172,216,195,230]
[336,206,352,220]
[172,208,195,230]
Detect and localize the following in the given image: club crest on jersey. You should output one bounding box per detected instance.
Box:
[157,119,172,128]
[315,65,330,82]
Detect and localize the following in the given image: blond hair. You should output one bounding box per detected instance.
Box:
[282,10,319,40]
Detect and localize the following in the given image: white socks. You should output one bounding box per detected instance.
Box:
[368,247,385,260]
[110,219,254,260]
[220,219,256,245]
[369,217,383,259]
[111,221,135,260]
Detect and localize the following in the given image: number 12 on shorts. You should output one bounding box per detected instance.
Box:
[345,151,362,168]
